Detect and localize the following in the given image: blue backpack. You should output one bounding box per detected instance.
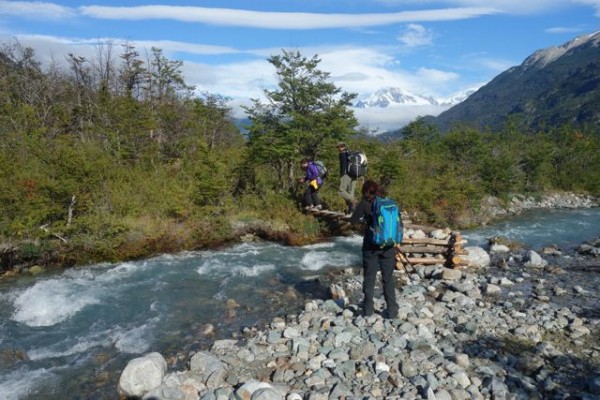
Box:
[370,196,403,248]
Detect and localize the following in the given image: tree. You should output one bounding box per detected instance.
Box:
[192,94,239,151]
[118,42,146,98]
[244,50,358,190]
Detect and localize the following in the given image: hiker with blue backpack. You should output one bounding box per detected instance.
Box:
[298,158,324,210]
[350,180,402,319]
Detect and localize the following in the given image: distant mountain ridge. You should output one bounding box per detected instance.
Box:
[422,31,600,133]
[354,86,478,109]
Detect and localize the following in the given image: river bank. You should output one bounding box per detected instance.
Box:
[1,191,597,279]
[117,234,600,399]
[456,192,599,228]
[0,217,314,278]
[2,207,599,399]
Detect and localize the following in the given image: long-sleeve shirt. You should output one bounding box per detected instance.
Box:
[339,150,349,176]
[304,162,322,186]
[350,199,376,250]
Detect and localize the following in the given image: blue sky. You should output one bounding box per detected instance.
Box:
[1,0,599,130]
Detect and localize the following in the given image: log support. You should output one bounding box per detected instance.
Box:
[305,207,470,269]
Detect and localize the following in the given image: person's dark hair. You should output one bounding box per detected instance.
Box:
[300,158,310,164]
[362,179,386,201]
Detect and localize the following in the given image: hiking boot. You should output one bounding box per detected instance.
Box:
[314,204,322,210]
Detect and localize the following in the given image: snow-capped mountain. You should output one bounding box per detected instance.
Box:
[354,86,478,109]
[438,88,479,106]
[354,87,434,108]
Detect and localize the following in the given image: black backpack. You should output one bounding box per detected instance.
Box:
[347,151,367,178]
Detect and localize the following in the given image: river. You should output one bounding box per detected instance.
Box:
[0,208,599,399]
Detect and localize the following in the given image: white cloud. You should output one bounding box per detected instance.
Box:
[183,58,275,100]
[317,47,418,92]
[545,26,586,34]
[79,5,499,29]
[0,1,75,19]
[0,33,241,66]
[332,72,371,82]
[353,104,450,133]
[127,40,239,56]
[573,0,600,16]
[373,0,576,15]
[397,24,434,47]
[415,67,459,83]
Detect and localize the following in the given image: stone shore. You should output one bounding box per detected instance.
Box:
[117,236,600,400]
[477,192,599,224]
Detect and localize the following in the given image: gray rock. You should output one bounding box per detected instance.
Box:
[434,389,452,400]
[452,372,471,388]
[400,360,418,378]
[490,244,510,253]
[484,284,502,295]
[189,351,227,385]
[321,299,342,313]
[211,339,239,353]
[143,385,184,400]
[441,268,462,281]
[251,388,283,400]
[329,381,352,399]
[118,352,168,398]
[525,250,547,268]
[517,352,544,375]
[283,327,299,339]
[334,331,353,347]
[463,247,491,268]
[235,381,277,400]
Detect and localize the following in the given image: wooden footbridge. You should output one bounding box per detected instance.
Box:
[305,207,469,269]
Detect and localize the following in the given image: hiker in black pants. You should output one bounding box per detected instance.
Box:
[298,158,322,210]
[350,180,399,318]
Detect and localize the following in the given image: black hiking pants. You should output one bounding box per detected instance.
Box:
[303,185,320,208]
[362,246,399,318]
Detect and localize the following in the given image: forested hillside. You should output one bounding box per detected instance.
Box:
[1,41,599,271]
[423,31,600,133]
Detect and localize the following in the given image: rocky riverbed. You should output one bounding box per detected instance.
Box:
[462,192,599,228]
[117,236,600,400]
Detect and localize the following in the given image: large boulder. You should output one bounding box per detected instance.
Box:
[463,246,491,268]
[118,352,167,398]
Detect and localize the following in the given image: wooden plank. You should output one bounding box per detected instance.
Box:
[401,238,450,246]
[450,249,468,255]
[405,257,447,265]
[398,246,449,254]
